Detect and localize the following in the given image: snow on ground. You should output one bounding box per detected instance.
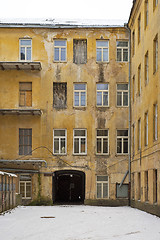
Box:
[0,205,160,240]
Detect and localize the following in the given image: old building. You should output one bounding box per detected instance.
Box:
[0,19,129,206]
[128,0,160,216]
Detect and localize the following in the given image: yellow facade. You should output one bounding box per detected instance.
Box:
[0,21,129,206]
[128,0,160,216]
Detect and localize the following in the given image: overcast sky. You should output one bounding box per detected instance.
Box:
[0,0,133,21]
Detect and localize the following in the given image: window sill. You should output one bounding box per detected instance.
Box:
[53,153,67,156]
[53,61,67,63]
[96,153,109,156]
[116,105,129,108]
[116,153,129,156]
[73,106,87,110]
[73,153,87,156]
[96,61,109,64]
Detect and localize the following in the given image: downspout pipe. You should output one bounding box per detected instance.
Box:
[124,23,131,206]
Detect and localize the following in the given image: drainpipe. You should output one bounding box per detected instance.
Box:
[124,23,131,206]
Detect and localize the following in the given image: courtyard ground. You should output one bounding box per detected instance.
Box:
[0,205,160,240]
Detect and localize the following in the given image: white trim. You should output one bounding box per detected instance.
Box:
[53,129,67,155]
[96,40,109,63]
[116,83,129,107]
[96,175,109,199]
[73,83,87,107]
[96,83,109,107]
[96,129,109,155]
[53,39,67,62]
[73,129,87,155]
[116,129,129,155]
[19,38,32,62]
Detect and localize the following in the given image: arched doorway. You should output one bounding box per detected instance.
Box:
[53,170,85,204]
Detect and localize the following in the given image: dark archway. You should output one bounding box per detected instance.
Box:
[53,170,85,204]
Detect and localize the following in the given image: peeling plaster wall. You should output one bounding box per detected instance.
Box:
[0,26,129,203]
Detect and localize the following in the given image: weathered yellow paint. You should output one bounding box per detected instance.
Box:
[0,25,129,205]
[129,0,160,214]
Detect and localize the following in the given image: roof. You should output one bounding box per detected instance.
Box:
[0,18,127,28]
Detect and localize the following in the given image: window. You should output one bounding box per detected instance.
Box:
[73,39,87,64]
[116,184,128,198]
[74,83,86,107]
[145,112,148,146]
[96,83,109,107]
[19,129,32,155]
[145,171,149,201]
[53,129,66,154]
[19,174,31,199]
[138,119,141,150]
[19,82,32,107]
[153,103,158,140]
[153,34,158,74]
[116,41,129,62]
[96,40,109,62]
[117,84,128,107]
[145,0,149,28]
[153,169,158,203]
[20,39,32,61]
[132,30,135,56]
[132,75,135,102]
[73,129,87,154]
[96,176,109,199]
[54,40,66,62]
[117,130,128,154]
[132,124,135,156]
[131,173,135,200]
[153,0,158,10]
[96,129,109,155]
[138,172,141,200]
[138,14,141,43]
[53,82,67,109]
[145,51,149,85]
[138,64,141,96]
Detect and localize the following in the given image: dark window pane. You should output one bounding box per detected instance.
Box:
[117,139,122,153]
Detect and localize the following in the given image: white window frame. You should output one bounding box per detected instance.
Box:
[96,176,109,199]
[74,83,87,107]
[116,84,129,107]
[19,175,32,199]
[96,129,109,155]
[19,39,32,62]
[116,41,129,62]
[54,39,67,62]
[96,83,109,107]
[73,129,87,155]
[116,129,129,155]
[96,40,109,62]
[53,129,67,155]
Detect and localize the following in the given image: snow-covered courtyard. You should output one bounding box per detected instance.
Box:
[0,205,160,240]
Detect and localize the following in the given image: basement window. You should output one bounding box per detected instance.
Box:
[116,184,128,198]
[19,174,32,199]
[96,176,109,199]
[53,82,67,109]
[19,82,32,107]
[73,39,87,64]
